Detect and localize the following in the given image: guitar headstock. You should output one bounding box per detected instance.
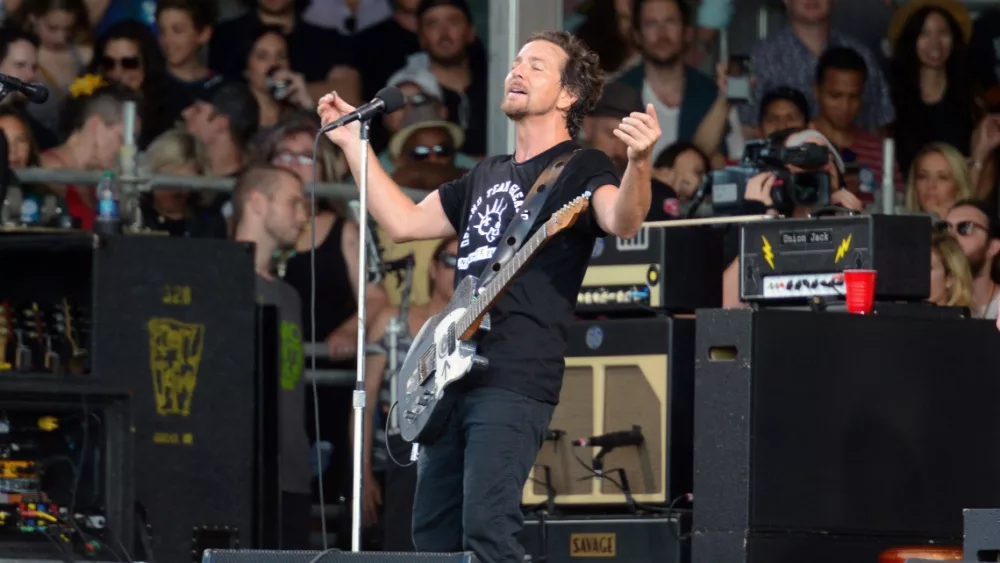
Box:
[0,301,11,371]
[544,192,592,237]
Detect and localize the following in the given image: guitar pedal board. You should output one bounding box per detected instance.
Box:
[0,299,90,375]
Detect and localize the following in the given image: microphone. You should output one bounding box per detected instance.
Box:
[0,74,49,104]
[573,425,644,449]
[319,86,405,133]
[348,200,385,284]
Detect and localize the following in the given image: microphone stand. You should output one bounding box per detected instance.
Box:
[350,119,373,552]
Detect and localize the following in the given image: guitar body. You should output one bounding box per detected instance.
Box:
[393,192,591,445]
[396,275,490,444]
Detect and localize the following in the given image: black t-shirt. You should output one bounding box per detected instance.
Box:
[971,9,1000,91]
[646,178,682,222]
[438,141,619,404]
[354,18,420,102]
[209,13,354,83]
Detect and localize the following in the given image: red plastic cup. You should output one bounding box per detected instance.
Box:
[843,269,877,314]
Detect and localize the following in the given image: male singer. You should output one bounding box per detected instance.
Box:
[318,29,660,563]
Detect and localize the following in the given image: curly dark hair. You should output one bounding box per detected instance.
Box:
[526,30,605,138]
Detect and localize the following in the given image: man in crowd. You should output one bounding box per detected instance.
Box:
[581,82,639,174]
[182,81,259,223]
[740,0,893,136]
[405,0,488,156]
[355,0,422,105]
[615,0,741,161]
[944,200,1000,319]
[809,46,900,205]
[231,164,312,548]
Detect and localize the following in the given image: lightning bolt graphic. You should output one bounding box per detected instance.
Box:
[834,234,852,263]
[761,236,774,270]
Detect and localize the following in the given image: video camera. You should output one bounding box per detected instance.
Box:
[709,138,834,215]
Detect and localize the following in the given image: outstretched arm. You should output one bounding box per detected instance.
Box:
[319,93,456,243]
[592,104,662,239]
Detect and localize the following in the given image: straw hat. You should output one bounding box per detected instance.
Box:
[887,0,972,51]
[389,104,465,160]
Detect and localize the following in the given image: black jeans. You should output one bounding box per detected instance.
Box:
[411,386,554,563]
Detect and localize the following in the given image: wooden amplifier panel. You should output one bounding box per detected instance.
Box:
[522,354,668,506]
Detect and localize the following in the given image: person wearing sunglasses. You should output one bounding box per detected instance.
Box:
[942,199,1000,318]
[356,236,458,549]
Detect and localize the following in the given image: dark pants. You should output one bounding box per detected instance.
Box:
[411,386,554,563]
[383,434,419,551]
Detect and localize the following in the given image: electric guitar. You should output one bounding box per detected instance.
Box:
[396,193,592,444]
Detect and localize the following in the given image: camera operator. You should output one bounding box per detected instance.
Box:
[721,128,864,308]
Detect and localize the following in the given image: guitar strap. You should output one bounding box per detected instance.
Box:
[476,149,581,290]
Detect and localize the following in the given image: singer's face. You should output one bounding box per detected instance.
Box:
[501,40,574,122]
[0,114,31,169]
[0,39,38,84]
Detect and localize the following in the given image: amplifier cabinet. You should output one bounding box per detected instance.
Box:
[522,316,694,506]
[694,308,1000,563]
[519,515,683,563]
[92,237,258,563]
[202,551,477,563]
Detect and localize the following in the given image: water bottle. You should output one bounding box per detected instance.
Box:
[93,170,121,235]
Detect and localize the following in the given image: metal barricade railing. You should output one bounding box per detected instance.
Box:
[13,167,429,202]
[304,342,356,387]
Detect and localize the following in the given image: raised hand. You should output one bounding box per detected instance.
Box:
[317,92,361,147]
[615,103,662,162]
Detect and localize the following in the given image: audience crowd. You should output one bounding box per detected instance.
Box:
[2,0,1000,549]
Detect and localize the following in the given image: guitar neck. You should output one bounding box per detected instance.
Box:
[457,225,548,336]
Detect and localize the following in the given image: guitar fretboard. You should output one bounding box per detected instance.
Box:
[456,224,548,336]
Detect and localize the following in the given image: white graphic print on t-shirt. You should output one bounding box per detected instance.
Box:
[458,180,525,272]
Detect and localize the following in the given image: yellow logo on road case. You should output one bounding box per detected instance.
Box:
[148,318,205,417]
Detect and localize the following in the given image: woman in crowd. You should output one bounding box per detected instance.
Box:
[903,142,973,218]
[86,20,173,147]
[929,231,974,309]
[888,1,1000,198]
[257,110,387,362]
[11,0,92,138]
[257,111,388,505]
[140,128,226,238]
[0,107,60,225]
[244,26,314,129]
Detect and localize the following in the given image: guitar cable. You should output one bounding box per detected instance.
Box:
[310,132,328,550]
[383,402,414,468]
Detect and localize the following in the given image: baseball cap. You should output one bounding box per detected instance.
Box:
[590,83,643,119]
[386,66,444,103]
[389,103,465,159]
[417,0,472,21]
[188,80,260,146]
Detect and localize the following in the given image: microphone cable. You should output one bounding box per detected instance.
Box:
[310,131,328,550]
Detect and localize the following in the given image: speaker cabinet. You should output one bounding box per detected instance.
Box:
[522,317,694,506]
[694,309,1000,563]
[202,551,478,563]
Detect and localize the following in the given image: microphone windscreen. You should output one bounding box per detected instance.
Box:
[375,86,406,113]
[27,84,49,104]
